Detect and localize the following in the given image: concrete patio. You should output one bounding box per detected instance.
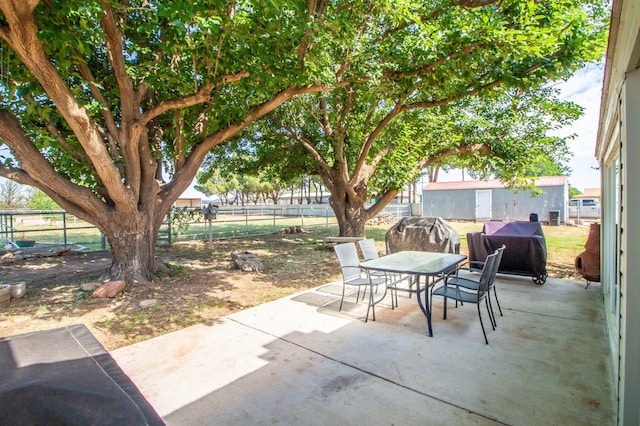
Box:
[113,273,616,425]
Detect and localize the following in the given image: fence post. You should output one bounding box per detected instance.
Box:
[63,212,68,245]
[167,211,172,246]
[273,208,276,232]
[101,234,107,250]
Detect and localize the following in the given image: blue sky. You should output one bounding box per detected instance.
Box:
[554,64,604,192]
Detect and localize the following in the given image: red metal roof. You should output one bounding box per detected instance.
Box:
[423,176,567,191]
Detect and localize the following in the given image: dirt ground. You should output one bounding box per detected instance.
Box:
[0,227,585,351]
[0,231,341,350]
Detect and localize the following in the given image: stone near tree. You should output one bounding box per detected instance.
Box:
[280,226,303,234]
[155,261,171,277]
[139,299,159,308]
[81,282,102,292]
[231,251,264,272]
[92,280,126,298]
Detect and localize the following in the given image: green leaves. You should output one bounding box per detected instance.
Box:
[0,0,608,217]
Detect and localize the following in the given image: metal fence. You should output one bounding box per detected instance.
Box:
[0,211,106,251]
[0,204,412,252]
[169,206,341,243]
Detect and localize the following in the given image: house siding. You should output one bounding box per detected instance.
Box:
[595,1,640,423]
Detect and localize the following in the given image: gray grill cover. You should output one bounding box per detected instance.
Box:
[385,217,460,254]
[0,324,164,426]
[467,221,547,278]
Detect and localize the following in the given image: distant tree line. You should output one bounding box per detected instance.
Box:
[0,180,59,210]
[195,172,328,206]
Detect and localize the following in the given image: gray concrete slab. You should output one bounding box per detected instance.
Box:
[112,275,616,426]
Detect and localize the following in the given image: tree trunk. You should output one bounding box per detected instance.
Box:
[102,211,159,284]
[328,184,369,238]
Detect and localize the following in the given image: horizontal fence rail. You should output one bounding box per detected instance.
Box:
[0,204,412,252]
[0,211,106,251]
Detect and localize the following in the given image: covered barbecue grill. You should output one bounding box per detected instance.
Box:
[0,325,164,426]
[385,217,460,254]
[467,221,548,284]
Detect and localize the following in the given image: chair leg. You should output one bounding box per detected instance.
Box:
[477,303,489,344]
[485,297,496,330]
[485,296,496,329]
[442,295,448,320]
[339,283,346,312]
[365,285,375,322]
[493,286,503,316]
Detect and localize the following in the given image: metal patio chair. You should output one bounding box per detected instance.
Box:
[430,249,500,344]
[358,238,401,308]
[334,242,386,321]
[448,244,506,322]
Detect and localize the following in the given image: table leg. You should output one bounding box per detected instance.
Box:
[415,274,433,337]
[443,282,448,320]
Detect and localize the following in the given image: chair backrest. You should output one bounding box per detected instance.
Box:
[358,239,379,261]
[334,243,362,281]
[476,250,499,295]
[489,245,506,285]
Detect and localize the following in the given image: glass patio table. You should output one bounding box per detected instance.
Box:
[359,251,467,337]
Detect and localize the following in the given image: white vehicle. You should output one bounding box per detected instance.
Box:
[568,198,600,218]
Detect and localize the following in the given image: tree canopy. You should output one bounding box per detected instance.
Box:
[0,0,610,276]
[0,0,354,280]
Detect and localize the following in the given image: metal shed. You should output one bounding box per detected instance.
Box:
[422,176,568,223]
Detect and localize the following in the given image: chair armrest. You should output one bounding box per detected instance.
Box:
[456,260,485,274]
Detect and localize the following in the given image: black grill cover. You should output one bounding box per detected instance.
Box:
[0,324,164,426]
[467,221,547,278]
[385,217,460,254]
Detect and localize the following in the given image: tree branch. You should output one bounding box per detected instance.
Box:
[388,42,486,80]
[270,123,331,174]
[319,95,333,137]
[354,97,407,176]
[98,0,136,128]
[0,2,129,206]
[174,110,187,172]
[138,71,250,127]
[401,77,503,111]
[376,0,500,42]
[0,109,106,217]
[418,143,493,170]
[335,88,354,143]
[365,188,399,218]
[158,82,346,208]
[297,0,328,61]
[20,92,92,165]
[76,61,121,140]
[44,122,91,164]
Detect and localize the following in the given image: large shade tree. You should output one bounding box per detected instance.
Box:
[0,1,607,281]
[225,86,586,236]
[204,0,607,237]
[0,0,346,283]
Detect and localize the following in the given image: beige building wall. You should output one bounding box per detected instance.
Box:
[596,1,640,424]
